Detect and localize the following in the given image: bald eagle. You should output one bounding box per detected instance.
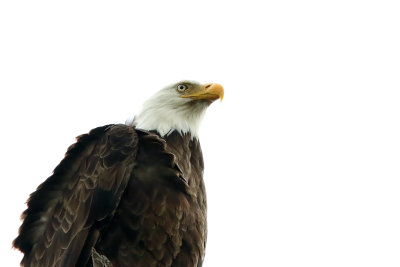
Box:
[13,81,224,267]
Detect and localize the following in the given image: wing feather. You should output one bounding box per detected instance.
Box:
[13,124,138,266]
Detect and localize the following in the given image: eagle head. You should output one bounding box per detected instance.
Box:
[132,81,224,137]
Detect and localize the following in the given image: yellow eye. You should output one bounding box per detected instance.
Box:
[177,84,188,92]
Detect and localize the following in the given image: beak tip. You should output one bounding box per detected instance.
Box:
[210,83,224,102]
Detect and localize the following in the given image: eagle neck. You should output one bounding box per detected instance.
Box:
[131,98,209,138]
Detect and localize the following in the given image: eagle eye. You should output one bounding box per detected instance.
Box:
[177,84,188,92]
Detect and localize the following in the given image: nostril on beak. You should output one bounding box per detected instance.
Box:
[205,83,213,89]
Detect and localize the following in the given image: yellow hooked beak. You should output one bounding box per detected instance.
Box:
[181,83,224,102]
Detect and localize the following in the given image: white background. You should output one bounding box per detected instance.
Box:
[1,1,399,266]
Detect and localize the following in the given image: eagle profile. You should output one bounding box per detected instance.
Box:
[13,81,224,267]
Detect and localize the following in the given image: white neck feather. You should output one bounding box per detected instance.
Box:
[127,89,208,137]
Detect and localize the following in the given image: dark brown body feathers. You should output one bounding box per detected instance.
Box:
[13,124,207,267]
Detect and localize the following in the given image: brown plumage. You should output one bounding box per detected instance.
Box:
[13,81,223,267]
